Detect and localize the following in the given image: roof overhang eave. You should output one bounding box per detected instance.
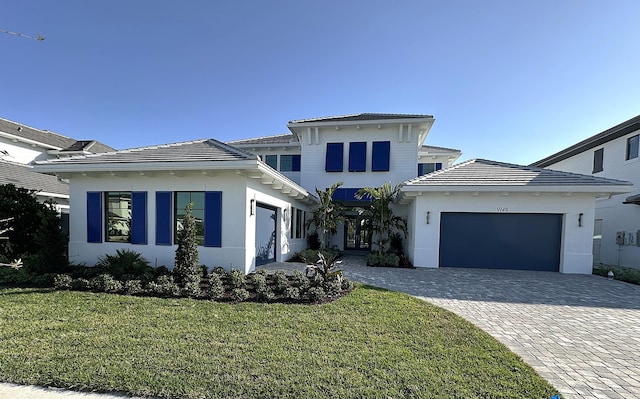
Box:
[400,184,634,195]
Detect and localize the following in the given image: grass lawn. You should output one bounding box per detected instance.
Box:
[0,285,558,399]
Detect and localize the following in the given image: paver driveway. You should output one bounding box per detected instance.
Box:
[263,256,640,399]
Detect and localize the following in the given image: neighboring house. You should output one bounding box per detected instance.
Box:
[531,115,640,269]
[35,139,317,273]
[0,117,114,212]
[34,113,632,274]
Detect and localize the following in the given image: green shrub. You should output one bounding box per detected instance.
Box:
[284,286,300,300]
[123,280,144,295]
[250,273,267,289]
[71,278,91,291]
[307,231,321,250]
[290,270,310,291]
[0,267,35,286]
[298,249,341,264]
[147,275,180,297]
[32,273,56,287]
[211,267,228,276]
[307,286,326,302]
[273,270,290,293]
[323,276,342,298]
[254,269,268,277]
[90,274,122,293]
[389,232,404,255]
[181,274,202,298]
[96,249,152,281]
[230,288,249,302]
[255,285,274,302]
[230,269,246,289]
[206,274,225,299]
[367,253,400,267]
[341,277,354,291]
[593,265,640,285]
[53,274,73,290]
[174,203,200,284]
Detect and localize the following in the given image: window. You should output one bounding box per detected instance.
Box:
[372,141,390,171]
[348,142,367,172]
[290,206,295,239]
[106,192,131,242]
[593,148,604,173]
[296,208,304,239]
[263,155,277,169]
[627,135,639,160]
[325,143,344,172]
[280,154,301,171]
[418,162,442,176]
[175,192,205,245]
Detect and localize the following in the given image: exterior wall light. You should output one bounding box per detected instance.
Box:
[578,213,583,227]
[426,211,430,224]
[250,199,255,216]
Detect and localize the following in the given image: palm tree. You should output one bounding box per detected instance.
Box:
[355,183,407,256]
[306,182,345,249]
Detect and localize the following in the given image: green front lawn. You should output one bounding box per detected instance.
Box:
[0,286,558,399]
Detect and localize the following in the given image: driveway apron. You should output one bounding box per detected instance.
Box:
[262,255,640,399]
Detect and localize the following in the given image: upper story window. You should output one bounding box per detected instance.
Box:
[348,142,367,172]
[325,143,344,172]
[280,155,301,172]
[106,192,131,242]
[418,162,442,176]
[593,148,604,173]
[371,141,390,171]
[627,135,639,160]
[175,192,205,245]
[263,155,278,170]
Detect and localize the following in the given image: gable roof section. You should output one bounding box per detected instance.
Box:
[289,113,433,124]
[531,114,640,167]
[226,133,299,145]
[403,159,632,193]
[0,160,68,197]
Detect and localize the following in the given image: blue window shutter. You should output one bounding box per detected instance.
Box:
[348,142,367,172]
[436,162,443,171]
[87,192,102,243]
[418,163,424,176]
[372,141,390,171]
[131,192,147,245]
[292,155,301,171]
[204,191,222,247]
[325,143,344,172]
[155,191,172,245]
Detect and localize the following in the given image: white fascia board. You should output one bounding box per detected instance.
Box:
[400,185,634,195]
[287,117,435,133]
[256,162,319,204]
[232,142,300,149]
[33,159,260,173]
[36,191,69,200]
[0,131,62,150]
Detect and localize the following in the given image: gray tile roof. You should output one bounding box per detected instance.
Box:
[289,113,433,124]
[0,160,68,196]
[419,145,461,154]
[37,138,258,165]
[0,117,115,153]
[226,133,299,145]
[405,159,633,187]
[531,114,640,167]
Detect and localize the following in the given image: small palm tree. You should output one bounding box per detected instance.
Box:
[306,182,345,249]
[355,183,407,256]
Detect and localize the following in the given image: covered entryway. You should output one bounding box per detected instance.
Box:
[439,212,562,272]
[255,203,277,266]
[344,216,371,251]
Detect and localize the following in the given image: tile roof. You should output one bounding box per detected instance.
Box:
[0,160,68,196]
[404,159,633,188]
[37,138,258,165]
[288,113,433,124]
[60,140,114,153]
[419,145,461,154]
[0,117,115,153]
[531,114,640,167]
[226,133,299,145]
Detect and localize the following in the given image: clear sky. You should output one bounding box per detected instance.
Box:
[2,0,640,165]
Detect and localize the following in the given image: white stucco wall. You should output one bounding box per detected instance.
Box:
[0,139,53,164]
[68,170,311,274]
[408,192,597,274]
[544,129,640,268]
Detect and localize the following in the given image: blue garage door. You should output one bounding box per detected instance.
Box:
[439,212,562,272]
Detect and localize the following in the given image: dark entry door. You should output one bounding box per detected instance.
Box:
[439,212,562,272]
[255,204,277,266]
[344,216,371,251]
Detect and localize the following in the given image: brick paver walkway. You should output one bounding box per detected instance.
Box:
[263,255,640,399]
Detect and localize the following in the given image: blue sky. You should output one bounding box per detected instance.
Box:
[2,0,640,165]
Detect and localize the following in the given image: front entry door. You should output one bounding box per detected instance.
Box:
[344,216,371,251]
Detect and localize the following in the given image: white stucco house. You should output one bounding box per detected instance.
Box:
[531,114,640,269]
[34,113,632,274]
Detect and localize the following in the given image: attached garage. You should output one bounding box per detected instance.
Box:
[439,212,562,271]
[400,159,633,274]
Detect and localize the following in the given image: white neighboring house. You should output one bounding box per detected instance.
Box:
[0,117,114,215]
[531,114,640,269]
[34,113,632,274]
